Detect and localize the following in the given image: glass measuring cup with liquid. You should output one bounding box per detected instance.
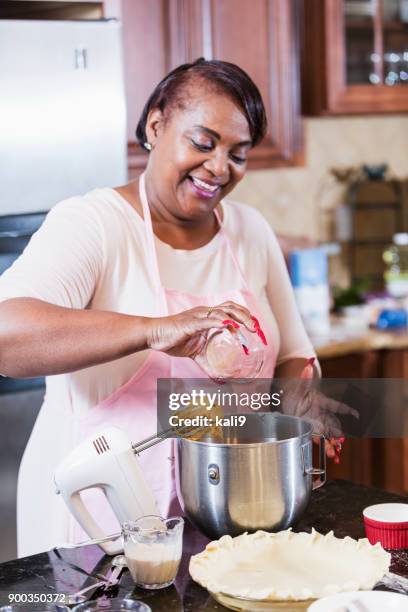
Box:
[122,516,184,590]
[197,320,265,381]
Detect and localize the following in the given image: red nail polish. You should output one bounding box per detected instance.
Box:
[339,436,345,444]
[223,319,240,329]
[251,315,260,329]
[242,344,249,355]
[257,329,268,345]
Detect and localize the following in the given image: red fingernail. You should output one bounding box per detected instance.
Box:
[242,344,249,355]
[256,328,268,345]
[339,436,345,444]
[251,315,260,328]
[223,319,240,329]
[301,357,315,379]
[250,316,268,344]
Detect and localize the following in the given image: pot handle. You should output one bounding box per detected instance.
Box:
[301,435,326,490]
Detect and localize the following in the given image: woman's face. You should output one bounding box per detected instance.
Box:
[145,85,252,220]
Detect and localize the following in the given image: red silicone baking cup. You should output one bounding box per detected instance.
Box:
[363,515,408,549]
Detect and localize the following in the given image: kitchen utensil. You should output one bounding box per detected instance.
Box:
[363,503,408,549]
[376,571,408,593]
[72,600,152,612]
[198,322,265,381]
[64,555,127,606]
[122,515,183,589]
[176,413,326,539]
[103,554,127,590]
[307,590,408,612]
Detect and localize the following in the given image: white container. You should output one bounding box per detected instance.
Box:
[290,248,330,335]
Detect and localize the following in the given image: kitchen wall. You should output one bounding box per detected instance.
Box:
[231,114,408,241]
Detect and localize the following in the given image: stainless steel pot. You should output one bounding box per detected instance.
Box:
[175,413,325,539]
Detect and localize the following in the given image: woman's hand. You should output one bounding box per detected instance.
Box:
[280,379,359,460]
[294,387,358,461]
[145,301,255,358]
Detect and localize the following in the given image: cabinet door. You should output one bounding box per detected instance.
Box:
[302,0,408,115]
[320,350,408,494]
[179,0,302,168]
[320,352,382,490]
[124,0,302,174]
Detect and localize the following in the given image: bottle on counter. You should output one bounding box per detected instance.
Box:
[289,247,330,336]
[383,233,408,298]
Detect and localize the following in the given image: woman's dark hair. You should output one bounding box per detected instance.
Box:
[136,58,267,149]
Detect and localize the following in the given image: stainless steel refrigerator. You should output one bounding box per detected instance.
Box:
[0,18,128,561]
[0,18,127,214]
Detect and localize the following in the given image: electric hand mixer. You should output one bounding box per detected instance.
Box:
[54,404,223,555]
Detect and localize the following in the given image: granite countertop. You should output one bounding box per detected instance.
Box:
[0,480,407,611]
[313,319,408,359]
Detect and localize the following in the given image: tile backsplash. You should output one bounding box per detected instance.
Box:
[231,115,408,241]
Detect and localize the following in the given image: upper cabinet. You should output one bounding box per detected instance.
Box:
[122,0,302,174]
[302,0,408,115]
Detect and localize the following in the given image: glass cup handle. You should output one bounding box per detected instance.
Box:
[301,434,326,490]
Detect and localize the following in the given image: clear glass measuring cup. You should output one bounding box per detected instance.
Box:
[121,516,184,590]
[197,322,265,381]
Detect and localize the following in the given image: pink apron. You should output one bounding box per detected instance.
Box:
[73,173,276,541]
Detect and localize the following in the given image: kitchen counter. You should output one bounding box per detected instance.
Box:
[0,480,407,611]
[313,319,408,359]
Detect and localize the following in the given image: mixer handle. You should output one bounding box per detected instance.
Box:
[69,492,123,556]
[301,434,326,490]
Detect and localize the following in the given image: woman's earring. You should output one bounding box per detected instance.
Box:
[144,142,152,151]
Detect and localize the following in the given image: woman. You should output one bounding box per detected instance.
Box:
[0,59,336,557]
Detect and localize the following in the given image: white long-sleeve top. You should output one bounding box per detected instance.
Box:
[0,188,315,413]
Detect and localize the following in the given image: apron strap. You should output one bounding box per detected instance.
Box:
[139,176,250,311]
[214,207,250,293]
[139,173,168,315]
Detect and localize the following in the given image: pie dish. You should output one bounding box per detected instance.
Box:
[189,529,390,603]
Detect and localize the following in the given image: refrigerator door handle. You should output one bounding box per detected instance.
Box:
[74,47,87,70]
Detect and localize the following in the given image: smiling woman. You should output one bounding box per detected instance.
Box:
[0,58,321,558]
[118,58,266,246]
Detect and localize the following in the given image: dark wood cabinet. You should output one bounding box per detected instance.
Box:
[121,0,303,175]
[320,349,408,495]
[302,0,408,115]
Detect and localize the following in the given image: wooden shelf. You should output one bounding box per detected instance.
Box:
[345,18,408,30]
[0,1,103,19]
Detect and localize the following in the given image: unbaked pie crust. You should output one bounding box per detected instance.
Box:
[189,529,391,602]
